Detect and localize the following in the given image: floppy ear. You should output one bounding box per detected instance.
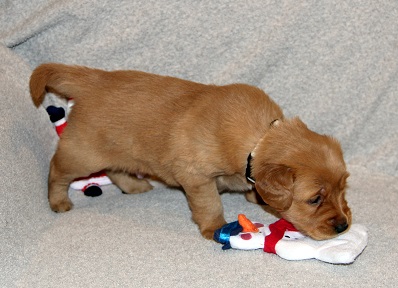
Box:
[254,164,295,212]
[339,172,350,190]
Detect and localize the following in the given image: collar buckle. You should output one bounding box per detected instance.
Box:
[246,153,255,184]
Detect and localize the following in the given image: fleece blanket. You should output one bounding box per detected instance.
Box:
[1,1,397,287]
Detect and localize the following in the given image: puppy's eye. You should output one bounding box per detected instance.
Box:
[308,195,322,206]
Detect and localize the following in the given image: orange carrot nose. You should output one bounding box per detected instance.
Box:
[238,214,259,233]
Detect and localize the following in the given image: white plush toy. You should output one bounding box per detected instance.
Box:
[214,214,368,264]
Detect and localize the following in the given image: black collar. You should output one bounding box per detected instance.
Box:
[246,153,269,205]
[246,153,255,184]
[245,118,279,185]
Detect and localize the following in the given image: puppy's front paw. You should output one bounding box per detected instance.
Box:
[50,199,73,212]
[201,228,218,240]
[200,219,228,240]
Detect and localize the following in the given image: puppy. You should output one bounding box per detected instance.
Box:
[29,63,351,240]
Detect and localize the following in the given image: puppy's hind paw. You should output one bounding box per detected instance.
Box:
[50,199,73,212]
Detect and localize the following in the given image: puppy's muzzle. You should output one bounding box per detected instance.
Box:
[334,222,349,234]
[331,216,349,234]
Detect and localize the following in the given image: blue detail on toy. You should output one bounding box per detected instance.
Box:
[214,221,243,250]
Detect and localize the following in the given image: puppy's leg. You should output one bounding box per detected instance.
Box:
[48,151,86,212]
[183,180,227,239]
[48,156,74,212]
[48,142,103,212]
[107,171,153,194]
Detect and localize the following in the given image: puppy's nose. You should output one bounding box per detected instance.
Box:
[335,222,349,234]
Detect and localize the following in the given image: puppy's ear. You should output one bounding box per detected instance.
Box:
[254,164,295,212]
[339,172,350,190]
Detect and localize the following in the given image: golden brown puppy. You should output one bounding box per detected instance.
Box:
[29,63,351,240]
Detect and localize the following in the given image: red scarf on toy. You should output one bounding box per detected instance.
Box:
[264,218,299,254]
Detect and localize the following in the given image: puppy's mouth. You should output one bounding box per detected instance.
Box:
[284,213,352,240]
[299,218,351,240]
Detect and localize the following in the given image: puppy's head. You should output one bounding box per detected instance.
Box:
[252,117,351,240]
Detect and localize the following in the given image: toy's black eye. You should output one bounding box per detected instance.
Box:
[308,195,322,206]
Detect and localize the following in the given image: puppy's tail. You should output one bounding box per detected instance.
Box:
[29,63,101,107]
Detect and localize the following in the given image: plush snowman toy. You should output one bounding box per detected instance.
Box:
[214,214,368,264]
